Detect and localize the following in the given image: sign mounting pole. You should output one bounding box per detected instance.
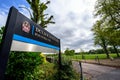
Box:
[59,39,61,69]
[0,7,18,79]
[58,39,62,80]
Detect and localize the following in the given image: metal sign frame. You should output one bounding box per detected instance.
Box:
[0,6,61,79]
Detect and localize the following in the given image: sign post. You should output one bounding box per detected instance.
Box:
[0,7,18,79]
[0,6,61,79]
[58,40,61,80]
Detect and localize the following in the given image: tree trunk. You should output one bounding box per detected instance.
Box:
[103,46,110,58]
[113,45,119,57]
[102,39,110,58]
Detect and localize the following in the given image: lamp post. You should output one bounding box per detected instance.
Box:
[19,6,32,19]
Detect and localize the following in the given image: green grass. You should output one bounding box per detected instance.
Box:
[61,53,119,60]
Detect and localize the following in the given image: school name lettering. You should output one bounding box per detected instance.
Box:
[34,27,59,43]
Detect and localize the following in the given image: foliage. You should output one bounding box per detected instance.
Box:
[26,0,55,28]
[0,26,5,43]
[64,48,75,56]
[93,0,120,57]
[53,59,79,80]
[88,48,120,54]
[5,52,45,80]
[94,0,120,28]
[40,53,47,63]
[89,49,104,54]
[31,62,56,80]
[94,0,120,46]
[92,20,110,58]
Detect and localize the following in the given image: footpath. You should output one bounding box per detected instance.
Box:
[72,58,120,80]
[81,58,120,68]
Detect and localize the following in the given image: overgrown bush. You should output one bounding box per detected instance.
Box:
[5,51,44,80]
[53,59,79,80]
[33,62,57,80]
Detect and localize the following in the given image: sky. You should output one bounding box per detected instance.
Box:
[0,0,98,52]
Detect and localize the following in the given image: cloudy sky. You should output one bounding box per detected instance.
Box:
[0,0,98,52]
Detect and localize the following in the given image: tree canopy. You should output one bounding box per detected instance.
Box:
[26,0,55,28]
[92,20,110,58]
[92,0,120,58]
[94,0,120,29]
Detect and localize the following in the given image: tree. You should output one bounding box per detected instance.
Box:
[92,20,110,58]
[93,0,120,57]
[104,25,120,57]
[94,0,120,45]
[26,0,55,28]
[64,48,75,56]
[94,0,120,29]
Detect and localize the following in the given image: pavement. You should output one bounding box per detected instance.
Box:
[72,61,120,80]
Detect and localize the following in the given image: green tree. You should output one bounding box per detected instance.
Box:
[105,26,120,57]
[93,0,120,57]
[95,49,104,54]
[92,20,110,58]
[26,0,55,28]
[94,0,120,29]
[64,48,75,56]
[94,0,120,46]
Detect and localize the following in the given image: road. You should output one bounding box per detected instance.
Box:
[72,61,120,80]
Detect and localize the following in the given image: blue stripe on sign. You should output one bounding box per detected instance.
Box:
[13,34,60,50]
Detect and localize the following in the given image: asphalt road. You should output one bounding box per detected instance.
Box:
[81,63,120,80]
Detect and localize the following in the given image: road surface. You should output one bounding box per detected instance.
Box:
[72,61,120,80]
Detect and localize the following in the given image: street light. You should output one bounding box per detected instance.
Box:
[19,6,32,19]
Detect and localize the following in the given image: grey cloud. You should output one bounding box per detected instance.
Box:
[67,12,79,22]
[46,0,97,52]
[66,37,93,47]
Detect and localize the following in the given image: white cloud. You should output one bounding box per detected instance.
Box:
[46,0,97,52]
[0,9,8,27]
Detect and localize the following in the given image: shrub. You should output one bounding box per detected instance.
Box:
[33,62,57,80]
[53,59,79,80]
[5,51,44,80]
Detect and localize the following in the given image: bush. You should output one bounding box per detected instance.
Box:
[53,59,79,80]
[33,62,57,80]
[5,51,44,80]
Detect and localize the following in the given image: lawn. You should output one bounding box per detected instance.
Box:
[55,53,119,60]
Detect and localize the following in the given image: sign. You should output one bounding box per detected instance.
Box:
[10,8,60,53]
[0,6,61,79]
